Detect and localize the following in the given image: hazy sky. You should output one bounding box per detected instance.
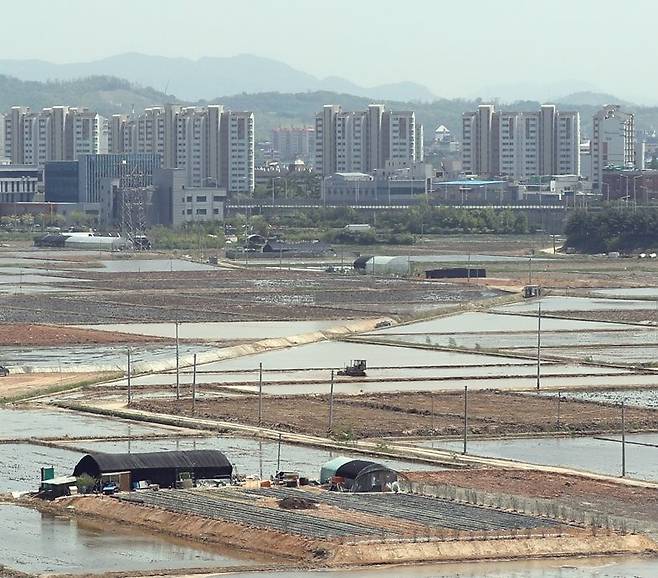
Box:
[2,0,654,102]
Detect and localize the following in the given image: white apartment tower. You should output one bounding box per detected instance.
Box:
[463,104,580,179]
[4,106,108,164]
[591,105,636,191]
[109,105,254,193]
[315,104,423,177]
[271,126,315,162]
[220,111,255,193]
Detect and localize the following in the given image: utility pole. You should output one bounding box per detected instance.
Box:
[276,433,282,473]
[556,391,561,430]
[463,385,468,454]
[127,348,132,405]
[536,301,542,390]
[621,400,626,477]
[175,319,180,400]
[528,256,533,285]
[192,353,197,415]
[258,363,263,427]
[328,370,335,434]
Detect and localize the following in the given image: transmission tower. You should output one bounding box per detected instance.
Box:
[119,162,148,250]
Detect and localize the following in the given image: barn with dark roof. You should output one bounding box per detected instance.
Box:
[73,450,232,488]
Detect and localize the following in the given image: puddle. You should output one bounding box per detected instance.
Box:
[75,320,360,340]
[417,434,658,481]
[0,503,261,575]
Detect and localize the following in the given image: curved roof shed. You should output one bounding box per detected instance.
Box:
[73,450,232,487]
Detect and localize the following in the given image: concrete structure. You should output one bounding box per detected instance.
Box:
[77,153,161,204]
[591,105,636,192]
[110,105,254,194]
[153,167,226,227]
[322,172,427,203]
[272,127,314,162]
[3,106,108,164]
[0,165,43,203]
[315,104,424,177]
[462,104,580,179]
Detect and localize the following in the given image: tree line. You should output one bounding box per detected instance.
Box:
[565,207,658,253]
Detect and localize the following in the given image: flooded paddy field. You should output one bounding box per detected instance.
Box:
[514,345,658,365]
[75,319,359,340]
[0,342,218,371]
[0,503,265,575]
[101,362,626,390]
[594,287,658,299]
[226,372,658,395]
[495,296,656,313]
[0,406,185,440]
[369,311,627,335]
[417,434,658,481]
[369,328,658,350]
[224,556,658,578]
[540,388,658,409]
[197,340,534,372]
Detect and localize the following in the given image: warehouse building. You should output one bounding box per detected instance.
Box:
[73,450,233,489]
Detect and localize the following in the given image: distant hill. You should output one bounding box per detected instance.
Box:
[556,91,634,107]
[0,53,437,103]
[0,75,175,116]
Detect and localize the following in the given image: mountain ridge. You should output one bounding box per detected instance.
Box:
[0,52,437,103]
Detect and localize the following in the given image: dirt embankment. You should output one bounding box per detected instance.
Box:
[53,495,320,562]
[42,495,656,569]
[0,324,165,346]
[131,391,658,439]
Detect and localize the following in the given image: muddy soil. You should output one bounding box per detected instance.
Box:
[131,391,658,439]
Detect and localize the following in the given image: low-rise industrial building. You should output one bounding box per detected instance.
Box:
[73,450,233,489]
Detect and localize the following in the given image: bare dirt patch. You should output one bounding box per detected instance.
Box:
[0,372,116,400]
[131,391,658,439]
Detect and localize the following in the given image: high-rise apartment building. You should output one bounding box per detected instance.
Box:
[271,127,315,162]
[315,104,423,176]
[462,104,580,179]
[3,106,108,164]
[591,105,636,191]
[110,105,254,193]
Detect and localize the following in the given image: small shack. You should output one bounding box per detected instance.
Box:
[320,457,398,492]
[73,450,232,489]
[425,267,486,280]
